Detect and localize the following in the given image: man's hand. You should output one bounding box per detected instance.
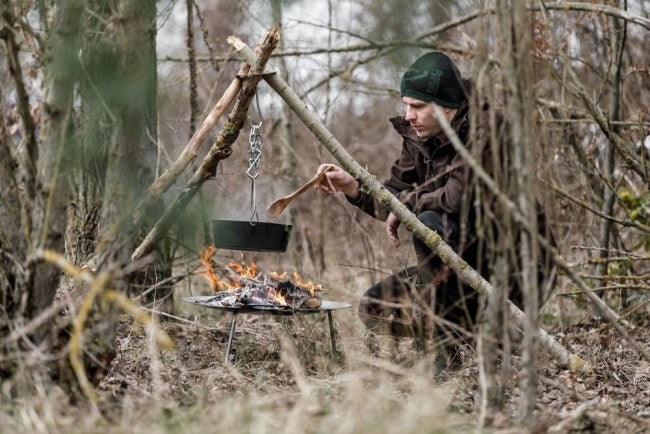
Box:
[386,212,401,247]
[315,164,360,200]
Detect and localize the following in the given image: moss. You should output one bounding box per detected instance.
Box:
[569,354,593,374]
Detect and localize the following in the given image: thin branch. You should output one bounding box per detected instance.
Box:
[160,2,650,65]
[579,274,649,282]
[562,67,646,179]
[186,0,199,137]
[562,284,648,294]
[192,0,221,74]
[538,2,650,30]
[538,3,647,180]
[549,182,650,234]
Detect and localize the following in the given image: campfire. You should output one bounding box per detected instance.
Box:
[196,246,322,310]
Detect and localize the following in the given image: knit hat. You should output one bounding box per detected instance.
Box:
[400,52,465,108]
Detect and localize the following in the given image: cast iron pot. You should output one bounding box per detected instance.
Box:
[212,219,292,252]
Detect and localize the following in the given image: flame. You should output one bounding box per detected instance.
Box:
[267,287,287,305]
[269,271,287,281]
[196,249,319,306]
[293,272,321,297]
[228,260,257,279]
[196,246,230,292]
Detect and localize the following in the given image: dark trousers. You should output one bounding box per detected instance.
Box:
[358,211,480,339]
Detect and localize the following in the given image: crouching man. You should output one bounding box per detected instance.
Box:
[316,51,556,357]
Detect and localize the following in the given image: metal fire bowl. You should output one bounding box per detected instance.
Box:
[183,295,351,315]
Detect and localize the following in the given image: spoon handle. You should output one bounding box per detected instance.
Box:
[288,172,325,199]
[266,167,333,218]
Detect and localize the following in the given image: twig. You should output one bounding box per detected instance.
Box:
[192,0,221,74]
[579,273,649,282]
[32,249,173,406]
[571,246,650,260]
[161,2,650,63]
[539,2,650,30]
[69,271,111,407]
[549,182,650,233]
[186,0,198,137]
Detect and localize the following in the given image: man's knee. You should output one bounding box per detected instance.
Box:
[414,210,460,250]
[416,210,447,232]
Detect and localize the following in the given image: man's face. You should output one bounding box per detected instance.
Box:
[402,96,453,139]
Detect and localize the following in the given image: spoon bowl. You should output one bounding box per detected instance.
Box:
[266,171,326,218]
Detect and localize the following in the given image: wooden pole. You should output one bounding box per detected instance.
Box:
[131,27,280,261]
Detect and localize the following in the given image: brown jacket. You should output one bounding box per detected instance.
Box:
[350,99,473,221]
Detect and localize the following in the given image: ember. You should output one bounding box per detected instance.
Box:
[196,246,322,309]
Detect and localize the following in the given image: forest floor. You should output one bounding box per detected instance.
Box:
[81,295,650,434]
[2,289,648,433]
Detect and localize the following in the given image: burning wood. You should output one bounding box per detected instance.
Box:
[196,246,322,310]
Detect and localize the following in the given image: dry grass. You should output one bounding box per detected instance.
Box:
[2,270,648,434]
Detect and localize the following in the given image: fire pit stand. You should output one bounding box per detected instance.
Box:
[183,296,352,363]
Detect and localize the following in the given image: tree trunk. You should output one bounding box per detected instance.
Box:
[271,0,304,269]
[67,0,164,383]
[596,5,626,296]
[26,0,83,329]
[0,67,24,350]
[496,0,541,421]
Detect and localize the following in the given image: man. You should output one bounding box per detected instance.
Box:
[316,51,555,348]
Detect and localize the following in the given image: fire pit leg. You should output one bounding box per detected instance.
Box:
[225,312,238,364]
[327,310,338,358]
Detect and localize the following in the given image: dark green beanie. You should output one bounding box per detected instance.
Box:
[400,51,465,108]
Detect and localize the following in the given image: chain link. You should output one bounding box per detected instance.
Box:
[247,120,263,223]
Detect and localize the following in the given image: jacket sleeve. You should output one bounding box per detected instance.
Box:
[347,140,420,221]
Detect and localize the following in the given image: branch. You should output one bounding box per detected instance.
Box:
[537,1,647,181]
[131,63,248,234]
[549,181,650,234]
[560,66,647,180]
[148,68,245,198]
[538,2,650,30]
[30,249,172,407]
[229,36,592,373]
[162,1,650,66]
[131,27,280,261]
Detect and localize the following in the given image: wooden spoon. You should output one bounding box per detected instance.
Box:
[266,171,328,218]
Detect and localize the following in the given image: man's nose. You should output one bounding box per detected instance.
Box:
[405,107,415,121]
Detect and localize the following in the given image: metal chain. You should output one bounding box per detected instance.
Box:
[247,119,263,224]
